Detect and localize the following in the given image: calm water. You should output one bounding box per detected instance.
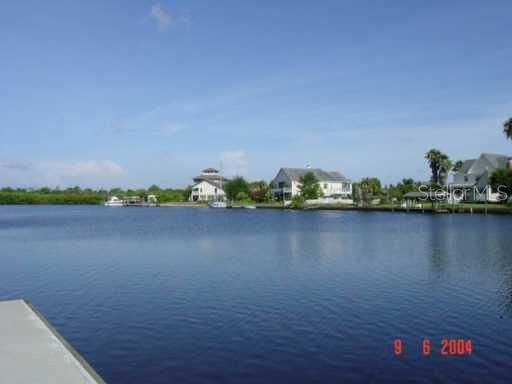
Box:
[1,206,512,383]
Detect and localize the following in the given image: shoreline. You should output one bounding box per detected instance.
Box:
[1,202,512,215]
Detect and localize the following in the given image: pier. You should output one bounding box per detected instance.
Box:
[0,299,105,384]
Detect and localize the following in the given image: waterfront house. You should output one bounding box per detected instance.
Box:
[189,168,228,202]
[270,167,352,201]
[449,153,512,202]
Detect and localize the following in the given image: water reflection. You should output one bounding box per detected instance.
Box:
[426,217,451,281]
[1,206,512,384]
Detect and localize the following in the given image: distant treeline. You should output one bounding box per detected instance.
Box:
[0,185,189,205]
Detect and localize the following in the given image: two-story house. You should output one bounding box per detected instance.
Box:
[270,167,352,201]
[450,153,511,202]
[189,168,228,202]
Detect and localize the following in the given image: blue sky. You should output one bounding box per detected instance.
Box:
[1,0,511,188]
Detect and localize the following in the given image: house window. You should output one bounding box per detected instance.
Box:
[214,188,217,194]
[464,176,469,183]
[323,183,328,189]
[278,181,287,188]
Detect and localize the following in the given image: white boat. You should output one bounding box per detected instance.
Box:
[104,196,124,207]
[243,205,256,209]
[208,201,227,208]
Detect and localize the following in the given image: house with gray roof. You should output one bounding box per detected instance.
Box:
[270,167,352,200]
[450,153,511,202]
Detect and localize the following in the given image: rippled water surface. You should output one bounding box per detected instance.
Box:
[1,206,512,383]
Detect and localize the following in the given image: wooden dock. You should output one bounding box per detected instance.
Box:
[0,299,105,384]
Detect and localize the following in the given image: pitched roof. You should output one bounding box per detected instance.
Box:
[481,153,508,169]
[193,179,225,190]
[466,153,509,175]
[459,159,476,174]
[193,174,228,183]
[280,168,349,182]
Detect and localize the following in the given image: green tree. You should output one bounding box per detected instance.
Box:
[289,194,305,209]
[224,176,250,200]
[385,178,419,201]
[235,191,249,201]
[298,172,322,200]
[490,169,512,203]
[109,187,123,196]
[504,117,512,140]
[351,182,360,201]
[249,180,271,202]
[148,184,161,192]
[452,160,464,172]
[358,177,382,206]
[360,177,382,195]
[425,149,452,186]
[182,186,192,201]
[397,178,418,195]
[158,188,186,203]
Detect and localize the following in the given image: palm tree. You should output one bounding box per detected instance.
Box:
[425,149,452,186]
[504,118,512,140]
[452,160,464,172]
[439,156,453,185]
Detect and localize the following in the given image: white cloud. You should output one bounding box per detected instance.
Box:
[148,3,189,31]
[149,4,171,30]
[221,150,248,176]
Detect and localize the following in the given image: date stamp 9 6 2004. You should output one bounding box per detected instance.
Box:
[394,339,473,356]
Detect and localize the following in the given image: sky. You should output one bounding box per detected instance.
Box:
[1,0,511,189]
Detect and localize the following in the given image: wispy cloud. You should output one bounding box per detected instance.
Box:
[112,116,187,137]
[150,4,171,30]
[48,160,124,176]
[148,3,189,31]
[0,160,124,188]
[221,150,248,176]
[0,161,33,172]
[159,123,185,136]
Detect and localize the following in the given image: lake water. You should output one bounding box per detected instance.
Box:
[1,206,512,383]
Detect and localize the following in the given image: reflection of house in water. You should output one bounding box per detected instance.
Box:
[189,168,228,202]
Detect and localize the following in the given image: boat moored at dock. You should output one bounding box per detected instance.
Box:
[104,196,124,207]
[208,201,227,208]
[104,195,158,207]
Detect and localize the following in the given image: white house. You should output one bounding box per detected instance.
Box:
[270,167,352,201]
[189,168,228,202]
